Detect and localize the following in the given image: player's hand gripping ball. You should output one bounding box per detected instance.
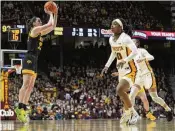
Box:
[44,1,57,14]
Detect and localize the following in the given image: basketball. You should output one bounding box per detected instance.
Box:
[44,2,57,13]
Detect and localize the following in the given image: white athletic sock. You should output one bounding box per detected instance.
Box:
[165,106,171,112]
[129,86,139,107]
[128,106,135,113]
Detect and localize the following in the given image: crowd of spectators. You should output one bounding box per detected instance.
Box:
[58,1,164,30]
[1,1,166,30]
[1,1,32,25]
[8,64,175,120]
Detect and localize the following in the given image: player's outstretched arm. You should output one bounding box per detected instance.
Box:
[105,50,116,68]
[31,12,53,36]
[31,3,58,36]
[41,3,58,36]
[101,48,116,77]
[111,72,119,77]
[53,2,58,28]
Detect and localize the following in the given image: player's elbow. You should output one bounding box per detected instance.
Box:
[151,56,154,60]
[135,49,138,55]
[132,50,138,57]
[148,55,154,61]
[50,26,54,30]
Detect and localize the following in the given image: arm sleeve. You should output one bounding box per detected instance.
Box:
[123,36,138,62]
[105,51,116,68]
[141,49,154,61]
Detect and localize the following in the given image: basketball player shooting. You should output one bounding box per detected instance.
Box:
[15,2,58,123]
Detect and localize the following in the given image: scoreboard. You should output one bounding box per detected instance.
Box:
[8,28,21,42]
[1,25,175,41]
[71,28,99,37]
[54,27,99,37]
[2,25,26,33]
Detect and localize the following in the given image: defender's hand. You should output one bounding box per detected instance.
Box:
[100,66,108,77]
[117,59,126,69]
[111,72,119,77]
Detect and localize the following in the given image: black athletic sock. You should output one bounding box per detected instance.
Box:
[23,104,27,110]
[166,111,173,121]
[18,103,23,109]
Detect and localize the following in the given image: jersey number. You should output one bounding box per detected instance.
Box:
[116,53,122,60]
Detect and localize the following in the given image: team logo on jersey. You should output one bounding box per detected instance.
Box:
[112,46,124,51]
[27,60,32,64]
[40,37,43,42]
[38,42,43,50]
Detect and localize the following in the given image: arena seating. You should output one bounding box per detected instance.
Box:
[8,63,174,120]
[1,1,167,30]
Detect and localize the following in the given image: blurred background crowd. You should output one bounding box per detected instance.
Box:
[8,64,175,120]
[1,1,175,31]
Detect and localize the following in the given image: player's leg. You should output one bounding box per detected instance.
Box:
[128,72,144,124]
[15,54,36,123]
[138,88,149,111]
[22,73,37,122]
[20,54,37,109]
[146,73,173,121]
[149,89,170,111]
[128,84,141,124]
[15,74,33,122]
[19,74,33,104]
[137,89,156,120]
[23,73,37,106]
[149,88,172,121]
[129,85,140,107]
[117,79,136,124]
[117,79,131,109]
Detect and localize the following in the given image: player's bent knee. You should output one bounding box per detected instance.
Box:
[151,96,158,102]
[134,84,141,90]
[129,94,135,101]
[28,85,34,92]
[116,85,124,95]
[117,79,129,93]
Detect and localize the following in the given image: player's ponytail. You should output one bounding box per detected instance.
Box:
[119,18,133,37]
[27,16,37,32]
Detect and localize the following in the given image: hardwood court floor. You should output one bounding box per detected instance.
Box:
[1,119,175,131]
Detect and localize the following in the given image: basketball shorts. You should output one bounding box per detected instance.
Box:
[118,71,137,87]
[22,54,38,75]
[137,87,145,95]
[135,72,157,90]
[141,72,157,89]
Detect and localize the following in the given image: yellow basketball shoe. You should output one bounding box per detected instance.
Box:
[146,112,156,121]
[15,107,27,123]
